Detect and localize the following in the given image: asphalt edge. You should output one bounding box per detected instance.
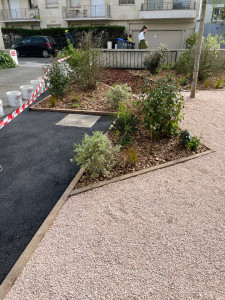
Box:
[0,167,85,300]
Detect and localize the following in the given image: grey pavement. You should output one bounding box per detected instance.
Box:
[0,57,52,119]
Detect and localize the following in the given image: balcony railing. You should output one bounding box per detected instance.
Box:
[141,1,196,10]
[0,8,40,21]
[62,5,110,19]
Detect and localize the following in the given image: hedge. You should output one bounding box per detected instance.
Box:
[2,25,125,49]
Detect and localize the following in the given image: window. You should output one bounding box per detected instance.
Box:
[212,6,225,21]
[32,37,45,44]
[22,37,32,44]
[119,0,135,4]
[46,0,58,8]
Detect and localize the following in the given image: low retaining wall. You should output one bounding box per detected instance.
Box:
[100,49,225,69]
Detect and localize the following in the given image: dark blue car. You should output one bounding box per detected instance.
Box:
[12,36,58,58]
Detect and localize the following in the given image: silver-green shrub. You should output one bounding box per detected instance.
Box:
[71,131,120,179]
[107,83,132,108]
[144,44,169,74]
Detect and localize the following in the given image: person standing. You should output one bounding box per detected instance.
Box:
[63,30,75,48]
[138,26,148,49]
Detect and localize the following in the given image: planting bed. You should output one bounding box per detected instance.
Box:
[74,124,209,189]
[33,68,210,190]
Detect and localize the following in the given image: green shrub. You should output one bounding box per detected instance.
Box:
[179,129,191,146]
[178,77,189,86]
[111,102,140,147]
[214,79,223,89]
[142,77,184,138]
[175,34,225,81]
[60,31,102,90]
[43,61,73,100]
[107,84,132,108]
[71,131,120,179]
[144,44,169,74]
[0,52,16,70]
[179,129,200,151]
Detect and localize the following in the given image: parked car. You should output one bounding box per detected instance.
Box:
[12,36,58,58]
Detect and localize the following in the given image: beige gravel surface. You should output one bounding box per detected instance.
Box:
[4,90,225,300]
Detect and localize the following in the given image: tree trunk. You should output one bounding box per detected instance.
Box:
[190,0,208,98]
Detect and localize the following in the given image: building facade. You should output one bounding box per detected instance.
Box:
[0,0,201,49]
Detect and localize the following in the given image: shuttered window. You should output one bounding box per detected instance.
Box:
[46,0,58,8]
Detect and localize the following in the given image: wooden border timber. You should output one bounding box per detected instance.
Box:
[29,95,114,116]
[0,168,85,300]
[70,149,213,197]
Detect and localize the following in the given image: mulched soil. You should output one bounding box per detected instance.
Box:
[99,69,146,93]
[36,69,145,111]
[75,124,209,189]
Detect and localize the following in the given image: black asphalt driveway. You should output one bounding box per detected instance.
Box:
[0,97,110,284]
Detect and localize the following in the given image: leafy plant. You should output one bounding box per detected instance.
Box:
[142,77,184,138]
[50,96,57,107]
[179,77,189,86]
[60,31,102,90]
[179,129,191,146]
[144,44,169,74]
[111,102,140,147]
[125,148,138,167]
[179,129,200,151]
[204,80,210,88]
[71,131,120,179]
[175,34,225,81]
[0,52,16,70]
[107,84,132,108]
[43,62,73,100]
[214,79,223,89]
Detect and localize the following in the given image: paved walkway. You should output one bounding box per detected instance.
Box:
[0,57,49,119]
[4,90,225,299]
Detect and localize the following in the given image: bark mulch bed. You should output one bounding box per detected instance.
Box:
[74,124,209,189]
[34,68,210,190]
[35,69,147,112]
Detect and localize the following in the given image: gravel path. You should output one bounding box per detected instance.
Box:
[5,90,225,300]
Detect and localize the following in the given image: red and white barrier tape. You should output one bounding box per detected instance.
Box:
[0,56,71,130]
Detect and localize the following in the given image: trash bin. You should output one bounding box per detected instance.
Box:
[117,39,135,49]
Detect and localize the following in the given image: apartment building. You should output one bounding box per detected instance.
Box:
[0,0,201,49]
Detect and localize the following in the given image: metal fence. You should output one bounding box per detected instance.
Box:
[141,1,196,10]
[100,50,178,69]
[0,8,39,21]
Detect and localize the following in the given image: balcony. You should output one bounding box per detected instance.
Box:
[0,8,40,22]
[62,5,111,20]
[139,1,196,19]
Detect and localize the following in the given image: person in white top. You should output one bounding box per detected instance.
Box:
[138,26,148,49]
